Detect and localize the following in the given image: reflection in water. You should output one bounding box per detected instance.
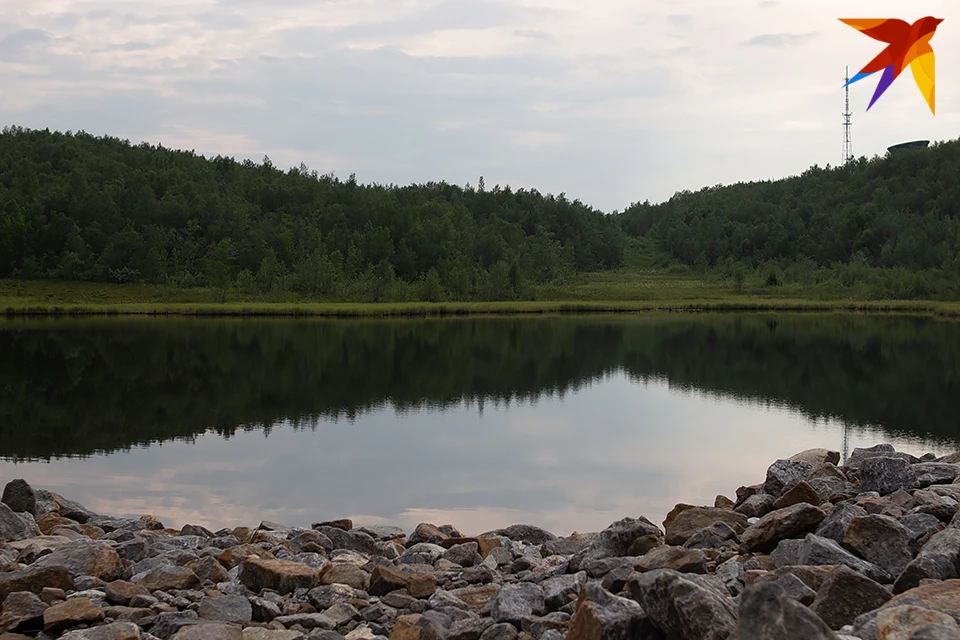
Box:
[1,314,959,533]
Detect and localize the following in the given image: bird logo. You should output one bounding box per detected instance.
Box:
[840,17,943,114]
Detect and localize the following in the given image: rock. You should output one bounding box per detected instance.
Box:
[41,491,98,523]
[104,581,149,606]
[540,572,587,611]
[664,508,747,546]
[789,448,841,466]
[324,602,361,627]
[715,495,736,510]
[734,494,775,519]
[796,534,891,584]
[273,613,337,630]
[809,564,891,630]
[357,525,406,541]
[914,463,960,488]
[444,543,482,568]
[774,572,817,605]
[369,566,412,596]
[0,591,47,633]
[242,630,304,640]
[817,502,869,544]
[627,535,662,557]
[740,503,826,553]
[448,617,495,640]
[407,574,436,599]
[315,519,353,531]
[848,444,897,468]
[399,543,446,566]
[239,557,321,595]
[772,480,821,510]
[320,564,368,590]
[171,624,243,640]
[901,514,944,542]
[59,621,142,640]
[478,623,517,640]
[895,528,960,593]
[572,517,662,569]
[136,565,201,592]
[185,556,231,585]
[307,584,369,610]
[633,546,708,574]
[484,525,557,545]
[842,514,913,578]
[628,569,737,640]
[217,544,275,569]
[683,522,738,550]
[0,566,74,601]
[449,584,501,612]
[770,538,804,568]
[43,597,104,633]
[0,503,39,543]
[859,457,918,495]
[732,581,837,640]
[314,527,377,556]
[1,481,36,517]
[390,613,445,640]
[34,541,121,581]
[566,582,650,640]
[197,595,252,625]
[406,525,448,547]
[486,583,545,626]
[875,605,960,640]
[764,459,815,497]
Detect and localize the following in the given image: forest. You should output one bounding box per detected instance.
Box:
[2,125,960,301]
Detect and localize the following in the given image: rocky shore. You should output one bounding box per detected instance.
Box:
[2,444,960,639]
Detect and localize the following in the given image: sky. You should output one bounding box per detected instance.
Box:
[1,0,958,211]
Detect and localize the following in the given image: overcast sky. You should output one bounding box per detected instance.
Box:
[1,0,957,211]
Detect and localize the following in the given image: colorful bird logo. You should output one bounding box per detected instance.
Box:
[840,17,943,114]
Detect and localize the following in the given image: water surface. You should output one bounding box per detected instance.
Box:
[2,313,958,535]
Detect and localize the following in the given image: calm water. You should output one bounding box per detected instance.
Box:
[2,313,959,535]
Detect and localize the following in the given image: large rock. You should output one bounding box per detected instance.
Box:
[809,564,892,630]
[407,524,449,547]
[0,591,47,633]
[104,581,149,606]
[816,502,868,544]
[59,621,142,640]
[0,503,39,542]
[171,625,243,640]
[541,572,587,611]
[33,540,122,580]
[38,491,98,523]
[449,584,501,612]
[732,581,836,640]
[894,528,960,593]
[796,534,891,584]
[239,556,321,595]
[566,582,651,640]
[185,555,231,585]
[483,525,557,545]
[320,563,367,590]
[789,448,841,466]
[572,517,662,569]
[242,630,304,640]
[740,503,826,553]
[734,494,775,519]
[369,565,412,596]
[197,595,252,625]
[43,597,105,633]
[875,605,960,640]
[913,463,960,488]
[486,582,545,626]
[0,565,73,601]
[772,480,821,510]
[135,565,201,592]
[390,613,446,640]
[763,459,815,497]
[1,480,37,516]
[627,569,737,640]
[313,526,376,555]
[633,546,708,574]
[859,457,918,495]
[664,508,747,546]
[843,514,914,576]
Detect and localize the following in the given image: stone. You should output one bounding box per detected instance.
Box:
[540,572,587,612]
[740,503,826,553]
[320,564,368,590]
[875,605,960,640]
[628,569,737,640]
[770,538,804,568]
[1,481,36,517]
[566,582,650,640]
[185,556,231,585]
[789,448,841,466]
[914,463,960,488]
[0,503,39,543]
[664,508,747,546]
[764,459,815,497]
[197,595,252,625]
[171,624,243,640]
[448,584,501,612]
[894,528,960,593]
[842,514,913,578]
[732,581,837,640]
[488,525,558,545]
[242,631,304,640]
[390,614,446,640]
[59,621,142,640]
[772,480,821,510]
[399,543,446,566]
[42,491,98,523]
[901,513,944,542]
[796,534,891,584]
[627,535,662,557]
[314,527,377,556]
[809,564,892,630]
[307,584,369,611]
[273,613,337,630]
[633,546,708,574]
[774,572,816,605]
[369,566,412,596]
[733,494,775,519]
[683,522,738,550]
[0,566,74,601]
[447,617,495,640]
[315,519,353,532]
[217,545,275,569]
[43,597,105,633]
[105,581,149,606]
[444,543,482,568]
[715,495,736,510]
[406,525,448,547]
[662,504,695,531]
[848,444,897,468]
[572,517,662,569]
[859,457,918,495]
[34,541,122,580]
[324,602,361,627]
[816,502,869,544]
[486,583,545,626]
[357,525,406,541]
[478,623,517,640]
[239,557,321,595]
[0,591,47,633]
[136,565,201,591]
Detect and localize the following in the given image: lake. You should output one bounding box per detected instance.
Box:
[2,313,959,536]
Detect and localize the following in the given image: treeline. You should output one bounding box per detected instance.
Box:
[0,127,624,301]
[615,139,960,297]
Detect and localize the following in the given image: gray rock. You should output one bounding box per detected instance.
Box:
[764,459,815,497]
[313,526,377,555]
[399,543,446,566]
[914,463,960,487]
[842,514,914,577]
[740,503,826,553]
[308,585,369,611]
[859,456,918,495]
[571,517,662,570]
[249,596,282,622]
[447,617,495,640]
[847,444,896,468]
[628,569,737,640]
[600,566,633,595]
[486,582,545,626]
[541,535,598,557]
[324,602,361,627]
[482,525,557,545]
[734,493,775,519]
[197,595,252,625]
[444,543,482,568]
[478,622,518,640]
[43,491,98,523]
[733,581,837,640]
[151,611,204,639]
[583,558,633,579]
[0,502,40,542]
[34,540,122,581]
[683,522,739,550]
[0,590,48,632]
[566,582,650,640]
[357,525,406,541]
[816,502,869,543]
[809,564,892,630]
[775,572,817,605]
[273,613,337,630]
[901,513,944,542]
[771,538,805,568]
[796,534,892,584]
[2,479,37,516]
[894,528,960,593]
[540,572,587,611]
[59,622,142,640]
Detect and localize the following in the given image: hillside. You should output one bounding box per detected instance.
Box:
[0,126,624,302]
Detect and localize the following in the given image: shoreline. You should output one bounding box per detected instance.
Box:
[2,444,960,638]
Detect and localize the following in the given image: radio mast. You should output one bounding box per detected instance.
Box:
[842,66,854,164]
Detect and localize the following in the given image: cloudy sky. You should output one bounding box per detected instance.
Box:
[1,0,957,211]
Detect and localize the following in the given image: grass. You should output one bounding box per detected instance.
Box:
[4,273,960,318]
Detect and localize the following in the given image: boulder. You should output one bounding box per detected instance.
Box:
[740,503,826,553]
[842,514,913,577]
[369,565,412,596]
[566,582,651,640]
[913,463,960,488]
[104,581,149,606]
[486,582,545,626]
[172,625,243,640]
[795,534,891,584]
[859,457,918,495]
[627,569,737,640]
[876,605,960,640]
[789,448,841,466]
[483,525,557,545]
[239,556,321,595]
[33,541,121,580]
[0,566,73,601]
[43,597,105,633]
[763,459,815,497]
[816,502,868,544]
[572,517,662,569]
[390,613,446,640]
[541,572,587,611]
[732,581,836,640]
[664,508,747,546]
[1,481,36,516]
[633,546,708,574]
[197,595,252,625]
[185,555,231,585]
[733,494,775,519]
[0,503,39,542]
[0,591,47,633]
[809,564,892,630]
[59,621,142,640]
[894,528,960,593]
[135,565,201,591]
[406,524,448,547]
[772,480,821,510]
[683,522,738,550]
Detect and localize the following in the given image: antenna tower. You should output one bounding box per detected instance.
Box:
[842,65,853,164]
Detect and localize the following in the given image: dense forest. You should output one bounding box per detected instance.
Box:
[3,126,960,300]
[1,314,956,459]
[0,127,623,301]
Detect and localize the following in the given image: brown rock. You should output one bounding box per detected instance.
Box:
[740,503,826,553]
[171,624,243,640]
[43,598,104,633]
[40,587,65,604]
[627,534,662,557]
[0,566,73,602]
[477,538,502,559]
[320,564,367,590]
[715,495,736,510]
[35,514,76,536]
[0,591,47,633]
[34,541,121,581]
[875,605,960,640]
[59,621,141,639]
[662,504,696,532]
[772,481,821,510]
[186,556,231,585]
[105,581,149,606]
[634,547,708,574]
[217,545,275,569]
[664,508,748,546]
[232,527,253,544]
[809,564,891,630]
[239,556,321,595]
[407,524,448,547]
[315,519,353,532]
[789,448,841,466]
[369,566,411,596]
[136,565,201,591]
[887,579,960,611]
[407,574,436,599]
[448,584,501,611]
[771,566,838,592]
[390,614,444,640]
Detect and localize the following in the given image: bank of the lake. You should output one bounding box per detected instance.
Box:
[1,444,960,639]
